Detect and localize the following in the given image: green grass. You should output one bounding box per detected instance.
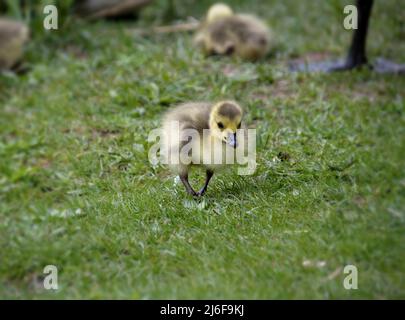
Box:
[0,0,404,299]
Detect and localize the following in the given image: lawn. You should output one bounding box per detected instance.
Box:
[0,0,404,299]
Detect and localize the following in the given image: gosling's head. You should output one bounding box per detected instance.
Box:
[209,101,243,148]
[206,3,234,24]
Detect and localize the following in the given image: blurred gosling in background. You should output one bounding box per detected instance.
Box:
[0,19,29,71]
[194,3,272,60]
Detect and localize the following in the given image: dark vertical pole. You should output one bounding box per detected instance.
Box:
[345,0,374,67]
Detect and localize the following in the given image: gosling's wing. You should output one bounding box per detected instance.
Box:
[237,14,270,34]
[161,102,212,165]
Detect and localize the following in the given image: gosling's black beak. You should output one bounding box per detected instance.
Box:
[228,133,237,148]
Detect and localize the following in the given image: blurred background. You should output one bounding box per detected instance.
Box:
[0,0,404,67]
[0,1,404,299]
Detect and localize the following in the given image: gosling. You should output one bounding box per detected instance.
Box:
[0,18,29,70]
[194,3,272,60]
[161,101,245,196]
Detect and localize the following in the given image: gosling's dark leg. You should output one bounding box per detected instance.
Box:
[179,174,197,196]
[197,170,214,196]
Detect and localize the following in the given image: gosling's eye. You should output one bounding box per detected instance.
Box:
[217,122,224,129]
[237,122,241,129]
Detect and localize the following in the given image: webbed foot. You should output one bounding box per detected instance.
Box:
[289,58,371,73]
[290,57,404,74]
